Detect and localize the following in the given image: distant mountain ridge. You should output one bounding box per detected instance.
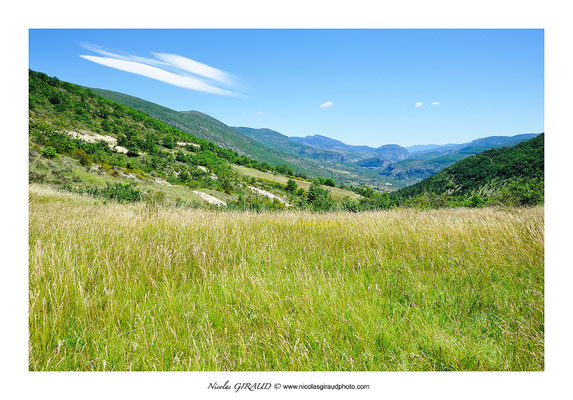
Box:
[290,134,410,165]
[285,131,541,186]
[290,134,376,152]
[90,87,540,191]
[395,133,544,199]
[374,133,541,185]
[407,133,539,156]
[91,88,387,187]
[233,127,347,163]
[406,144,446,153]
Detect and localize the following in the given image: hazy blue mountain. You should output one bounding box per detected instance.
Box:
[407,134,539,158]
[395,134,544,198]
[406,144,446,153]
[90,89,387,186]
[375,144,409,162]
[233,127,347,162]
[290,135,376,153]
[382,133,542,186]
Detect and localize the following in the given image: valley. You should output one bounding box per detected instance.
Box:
[28,68,545,372]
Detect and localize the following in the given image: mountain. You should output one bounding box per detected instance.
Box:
[375,133,541,186]
[289,134,384,163]
[377,157,456,183]
[407,134,539,158]
[406,144,446,153]
[233,127,347,162]
[290,134,410,166]
[28,69,363,210]
[354,145,409,169]
[394,134,544,199]
[375,144,409,162]
[90,88,293,166]
[257,129,539,188]
[290,134,375,153]
[91,89,387,187]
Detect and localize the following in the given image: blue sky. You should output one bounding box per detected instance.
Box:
[29,29,543,147]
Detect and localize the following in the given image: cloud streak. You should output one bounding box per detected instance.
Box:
[152,52,233,85]
[415,102,424,108]
[79,44,239,96]
[319,101,333,108]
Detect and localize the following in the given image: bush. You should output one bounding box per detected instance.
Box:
[162,136,175,149]
[42,147,58,159]
[29,170,47,183]
[359,191,394,210]
[493,180,544,207]
[285,179,298,193]
[95,183,142,203]
[467,194,485,208]
[144,190,166,212]
[341,196,359,212]
[323,177,336,187]
[307,184,334,212]
[74,148,92,167]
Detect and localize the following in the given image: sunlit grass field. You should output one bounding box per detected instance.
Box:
[29,184,544,371]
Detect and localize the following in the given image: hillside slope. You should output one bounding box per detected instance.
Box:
[377,133,541,185]
[91,89,386,187]
[233,127,347,162]
[394,134,544,199]
[29,70,361,210]
[89,89,300,166]
[290,134,410,164]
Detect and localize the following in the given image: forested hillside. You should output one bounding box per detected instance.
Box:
[91,88,386,187]
[28,70,362,211]
[394,134,544,206]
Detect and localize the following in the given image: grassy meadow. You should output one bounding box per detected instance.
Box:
[29,184,544,371]
[231,164,363,200]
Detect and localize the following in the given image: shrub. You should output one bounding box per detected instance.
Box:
[307,184,334,212]
[341,196,359,212]
[359,191,394,210]
[323,177,336,187]
[493,180,544,207]
[42,147,58,159]
[74,148,92,167]
[285,179,298,193]
[95,183,142,203]
[29,170,47,183]
[467,194,485,208]
[162,136,175,149]
[144,190,166,212]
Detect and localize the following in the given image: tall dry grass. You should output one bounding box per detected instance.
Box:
[29,184,544,370]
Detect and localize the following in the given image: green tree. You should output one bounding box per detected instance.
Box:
[162,136,175,149]
[42,146,58,159]
[307,184,334,211]
[74,148,91,167]
[323,177,336,187]
[285,179,298,193]
[467,194,484,208]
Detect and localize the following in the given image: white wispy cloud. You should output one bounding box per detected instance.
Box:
[152,52,234,85]
[415,102,424,108]
[256,111,263,115]
[319,101,333,108]
[79,44,239,96]
[431,101,440,106]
